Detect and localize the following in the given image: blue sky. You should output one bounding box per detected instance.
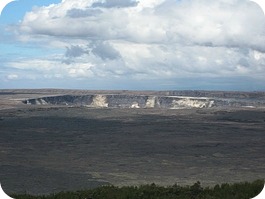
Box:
[1,0,265,90]
[0,0,61,23]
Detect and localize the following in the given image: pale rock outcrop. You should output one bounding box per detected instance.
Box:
[145,96,156,108]
[91,95,108,108]
[171,98,214,109]
[131,102,140,108]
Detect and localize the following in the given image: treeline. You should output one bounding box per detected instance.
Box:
[11,180,264,199]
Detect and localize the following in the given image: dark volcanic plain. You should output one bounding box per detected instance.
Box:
[0,89,265,195]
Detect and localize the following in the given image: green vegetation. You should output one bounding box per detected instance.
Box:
[11,180,264,199]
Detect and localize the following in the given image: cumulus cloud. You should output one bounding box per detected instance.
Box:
[19,0,265,45]
[67,8,102,18]
[92,0,138,8]
[65,45,89,58]
[90,41,121,60]
[11,0,265,89]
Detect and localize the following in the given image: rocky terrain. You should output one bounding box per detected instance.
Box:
[0,89,265,109]
[2,89,262,109]
[0,89,265,195]
[23,94,216,109]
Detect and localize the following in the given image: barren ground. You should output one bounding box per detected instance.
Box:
[0,90,265,195]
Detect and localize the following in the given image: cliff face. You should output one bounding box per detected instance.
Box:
[22,93,265,109]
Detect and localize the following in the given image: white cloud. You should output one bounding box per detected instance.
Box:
[6,0,265,89]
[6,74,18,80]
[7,57,94,79]
[19,0,265,45]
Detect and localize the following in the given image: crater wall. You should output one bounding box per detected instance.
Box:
[22,93,265,109]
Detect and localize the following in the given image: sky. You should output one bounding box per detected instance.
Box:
[0,0,265,91]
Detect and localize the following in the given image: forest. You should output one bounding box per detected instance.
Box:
[11,180,264,199]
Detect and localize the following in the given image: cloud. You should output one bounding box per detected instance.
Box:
[65,45,89,58]
[90,41,121,60]
[18,0,265,45]
[7,57,94,79]
[92,0,138,8]
[6,74,18,80]
[6,0,265,89]
[67,8,102,18]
